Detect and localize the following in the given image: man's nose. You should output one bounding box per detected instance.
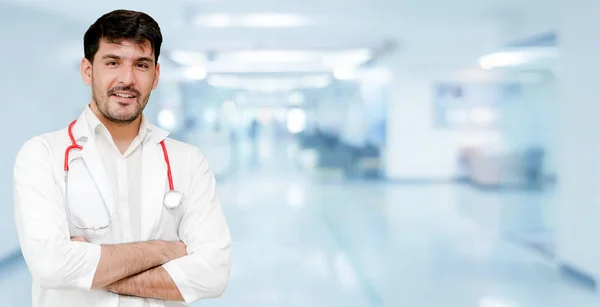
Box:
[118,66,135,85]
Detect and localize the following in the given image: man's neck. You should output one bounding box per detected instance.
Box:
[89,103,140,155]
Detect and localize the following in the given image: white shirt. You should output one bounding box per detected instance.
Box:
[86,106,146,243]
[84,108,150,306]
[13,106,232,307]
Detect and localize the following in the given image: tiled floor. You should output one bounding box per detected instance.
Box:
[3,141,599,307]
[199,172,598,307]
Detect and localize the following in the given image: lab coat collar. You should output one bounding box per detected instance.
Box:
[67,109,118,222]
[71,106,170,145]
[69,107,171,241]
[146,121,170,145]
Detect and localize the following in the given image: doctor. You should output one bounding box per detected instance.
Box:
[13,9,232,307]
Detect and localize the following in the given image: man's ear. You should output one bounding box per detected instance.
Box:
[152,62,161,90]
[80,57,92,86]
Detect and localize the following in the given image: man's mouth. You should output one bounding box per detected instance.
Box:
[112,92,136,99]
[108,86,139,101]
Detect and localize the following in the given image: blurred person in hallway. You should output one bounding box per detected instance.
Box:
[12,9,231,307]
[247,117,261,169]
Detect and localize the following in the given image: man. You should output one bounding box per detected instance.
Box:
[13,9,232,307]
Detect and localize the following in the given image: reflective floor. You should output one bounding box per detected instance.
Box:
[3,138,600,307]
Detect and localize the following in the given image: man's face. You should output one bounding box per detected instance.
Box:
[81,39,160,124]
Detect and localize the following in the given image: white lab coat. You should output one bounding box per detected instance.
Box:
[13,108,232,307]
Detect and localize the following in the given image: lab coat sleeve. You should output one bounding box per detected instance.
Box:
[13,136,101,290]
[162,147,232,304]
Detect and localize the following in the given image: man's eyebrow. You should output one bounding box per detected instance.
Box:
[136,57,154,63]
[101,54,121,60]
[100,54,154,63]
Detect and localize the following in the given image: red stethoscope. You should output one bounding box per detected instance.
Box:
[64,119,183,231]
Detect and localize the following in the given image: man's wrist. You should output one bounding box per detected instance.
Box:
[103,281,117,292]
[151,241,187,264]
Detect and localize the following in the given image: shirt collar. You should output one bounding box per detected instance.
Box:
[84,105,152,143]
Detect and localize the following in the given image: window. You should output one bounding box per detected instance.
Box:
[434,82,518,129]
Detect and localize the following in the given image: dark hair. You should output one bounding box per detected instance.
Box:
[83,9,162,64]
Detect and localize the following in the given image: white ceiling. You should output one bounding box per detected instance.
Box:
[1,0,557,73]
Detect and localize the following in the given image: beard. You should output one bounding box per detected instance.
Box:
[91,82,150,125]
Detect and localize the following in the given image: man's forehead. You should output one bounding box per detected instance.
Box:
[98,39,154,58]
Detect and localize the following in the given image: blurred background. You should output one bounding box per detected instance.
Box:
[1,0,598,306]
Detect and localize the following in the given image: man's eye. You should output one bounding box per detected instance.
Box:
[106,61,117,66]
[137,63,149,69]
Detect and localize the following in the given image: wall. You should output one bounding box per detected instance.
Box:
[555,0,600,283]
[498,74,558,178]
[384,71,502,180]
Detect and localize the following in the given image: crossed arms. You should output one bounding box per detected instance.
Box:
[71,237,188,301]
[13,137,232,304]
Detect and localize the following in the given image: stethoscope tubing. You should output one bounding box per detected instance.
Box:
[64,119,182,231]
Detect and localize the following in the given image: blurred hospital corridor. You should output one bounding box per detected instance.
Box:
[2,142,600,306]
[2,126,600,306]
[2,0,600,306]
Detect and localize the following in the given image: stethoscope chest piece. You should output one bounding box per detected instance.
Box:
[163,190,184,210]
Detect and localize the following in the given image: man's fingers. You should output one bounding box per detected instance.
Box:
[71,236,89,242]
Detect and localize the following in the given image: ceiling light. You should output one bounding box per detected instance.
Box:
[202,49,372,74]
[287,108,307,134]
[334,67,358,80]
[206,74,331,92]
[301,75,331,88]
[322,49,372,69]
[218,50,320,63]
[194,14,233,28]
[204,109,218,124]
[193,13,311,28]
[479,297,519,307]
[204,62,330,73]
[479,51,530,69]
[169,50,206,65]
[479,47,557,70]
[184,66,207,80]
[158,109,177,130]
[217,49,371,65]
[242,13,310,27]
